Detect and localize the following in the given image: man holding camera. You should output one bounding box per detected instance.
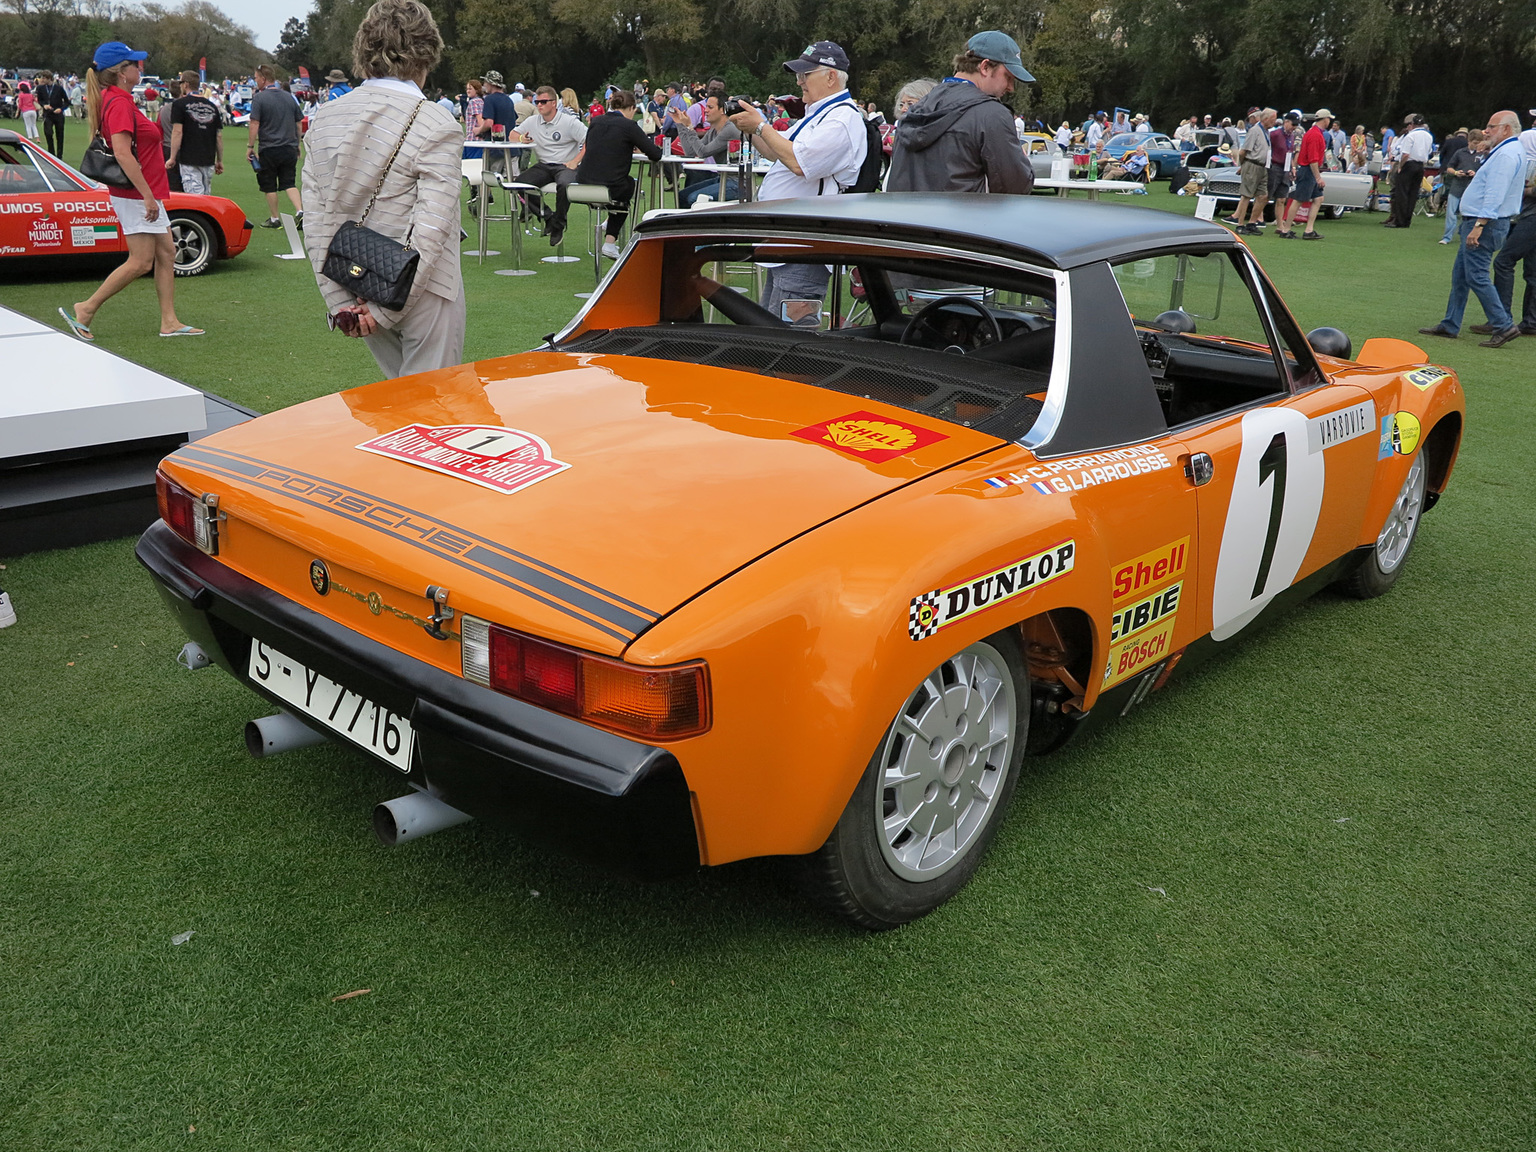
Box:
[728,41,867,314]
[671,91,743,207]
[886,30,1035,196]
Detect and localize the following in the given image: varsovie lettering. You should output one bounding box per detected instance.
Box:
[909,541,1075,640]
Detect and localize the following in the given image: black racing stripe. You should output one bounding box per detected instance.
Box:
[463,546,651,635]
[180,444,659,619]
[174,455,635,644]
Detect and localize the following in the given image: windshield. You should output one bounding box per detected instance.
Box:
[564,234,1060,442]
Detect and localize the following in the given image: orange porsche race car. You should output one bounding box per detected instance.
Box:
[0,129,251,276]
[138,196,1463,928]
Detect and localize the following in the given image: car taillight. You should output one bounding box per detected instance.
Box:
[156,470,222,554]
[460,616,709,740]
[156,470,197,544]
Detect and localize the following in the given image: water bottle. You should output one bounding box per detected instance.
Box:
[1089,155,1098,181]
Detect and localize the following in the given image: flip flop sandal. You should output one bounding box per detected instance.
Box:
[58,307,93,341]
[159,325,205,337]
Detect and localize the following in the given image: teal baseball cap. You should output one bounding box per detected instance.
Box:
[966,31,1034,83]
[93,41,148,70]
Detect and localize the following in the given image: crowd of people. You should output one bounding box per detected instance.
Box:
[12,3,1536,363]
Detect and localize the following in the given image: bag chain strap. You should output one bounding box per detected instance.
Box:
[358,98,426,231]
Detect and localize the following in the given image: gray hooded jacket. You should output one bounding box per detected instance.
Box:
[887,80,1034,195]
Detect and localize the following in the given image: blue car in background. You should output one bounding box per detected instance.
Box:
[1099,132,1187,179]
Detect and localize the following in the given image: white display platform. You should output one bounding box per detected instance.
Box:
[0,306,207,460]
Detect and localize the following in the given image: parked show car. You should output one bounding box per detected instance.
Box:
[1196,164,1373,219]
[1100,132,1187,178]
[139,196,1464,928]
[1021,133,1067,181]
[0,130,251,275]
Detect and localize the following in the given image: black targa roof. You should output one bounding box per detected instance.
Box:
[636,192,1235,271]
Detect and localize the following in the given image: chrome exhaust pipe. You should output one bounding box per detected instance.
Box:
[373,789,472,846]
[244,711,328,758]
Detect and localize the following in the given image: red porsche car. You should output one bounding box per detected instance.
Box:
[0,129,251,276]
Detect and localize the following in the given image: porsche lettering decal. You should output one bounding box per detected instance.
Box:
[792,410,947,463]
[357,424,571,496]
[171,445,655,644]
[909,541,1075,640]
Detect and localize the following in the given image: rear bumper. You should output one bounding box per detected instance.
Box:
[135,521,700,878]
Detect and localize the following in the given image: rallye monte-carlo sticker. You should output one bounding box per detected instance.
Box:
[909,541,1075,640]
[792,410,947,463]
[356,424,570,495]
[1104,536,1188,688]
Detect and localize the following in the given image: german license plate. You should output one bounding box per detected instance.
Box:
[247,639,415,772]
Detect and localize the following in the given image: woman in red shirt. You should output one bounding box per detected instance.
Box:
[60,40,201,341]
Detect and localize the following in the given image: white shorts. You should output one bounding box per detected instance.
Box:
[110,193,171,236]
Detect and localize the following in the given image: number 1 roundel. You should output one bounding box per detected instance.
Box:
[1211,408,1324,641]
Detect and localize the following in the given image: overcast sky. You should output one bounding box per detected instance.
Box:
[216,0,311,52]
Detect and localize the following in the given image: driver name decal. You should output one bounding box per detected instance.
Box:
[984,444,1172,495]
[792,410,947,463]
[356,424,570,495]
[909,541,1075,640]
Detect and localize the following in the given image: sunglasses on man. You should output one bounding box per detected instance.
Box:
[534,98,554,105]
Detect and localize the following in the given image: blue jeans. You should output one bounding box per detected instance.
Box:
[680,176,740,207]
[1440,217,1513,334]
[1441,191,1460,242]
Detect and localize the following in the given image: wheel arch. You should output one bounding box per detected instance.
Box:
[1420,410,1462,509]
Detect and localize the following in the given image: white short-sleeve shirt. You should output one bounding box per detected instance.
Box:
[758,90,868,201]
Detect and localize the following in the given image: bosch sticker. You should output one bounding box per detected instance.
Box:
[909,541,1075,640]
[357,424,570,495]
[792,410,947,463]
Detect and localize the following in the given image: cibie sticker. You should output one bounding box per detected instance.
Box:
[792,410,947,463]
[909,541,1075,640]
[356,424,570,495]
[1406,367,1450,390]
[1378,412,1422,459]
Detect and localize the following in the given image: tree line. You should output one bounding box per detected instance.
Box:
[6,0,1531,135]
[1,0,264,80]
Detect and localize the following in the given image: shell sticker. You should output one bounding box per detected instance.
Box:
[1378,412,1422,459]
[791,410,948,463]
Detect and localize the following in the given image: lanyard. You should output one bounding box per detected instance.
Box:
[786,90,853,142]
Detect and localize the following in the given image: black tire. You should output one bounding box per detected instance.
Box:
[1326,204,1348,220]
[169,212,217,276]
[806,629,1029,930]
[1337,452,1427,599]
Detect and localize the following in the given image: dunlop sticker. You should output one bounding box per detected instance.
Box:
[909,541,1075,640]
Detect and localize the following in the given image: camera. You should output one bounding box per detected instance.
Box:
[724,97,750,117]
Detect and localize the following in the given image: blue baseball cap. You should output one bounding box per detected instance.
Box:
[966,31,1035,83]
[93,41,148,70]
[784,41,850,74]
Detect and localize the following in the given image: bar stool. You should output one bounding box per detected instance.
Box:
[461,158,504,260]
[536,183,581,266]
[565,183,619,298]
[494,177,542,277]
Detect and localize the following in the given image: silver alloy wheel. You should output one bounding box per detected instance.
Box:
[876,641,1017,881]
[170,216,212,275]
[1376,453,1426,573]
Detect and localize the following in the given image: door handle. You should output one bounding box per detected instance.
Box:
[1185,452,1213,486]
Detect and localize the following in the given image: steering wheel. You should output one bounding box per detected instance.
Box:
[898,296,1003,353]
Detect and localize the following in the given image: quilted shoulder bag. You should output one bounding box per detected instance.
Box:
[322,99,426,312]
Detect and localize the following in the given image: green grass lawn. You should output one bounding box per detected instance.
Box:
[2,163,1533,1150]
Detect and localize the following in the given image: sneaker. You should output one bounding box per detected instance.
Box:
[1223,215,1243,225]
[1301,231,1324,240]
[0,590,14,629]
[601,241,621,259]
[293,211,304,230]
[259,217,281,228]
[1237,224,1262,236]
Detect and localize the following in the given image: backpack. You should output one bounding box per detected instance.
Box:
[846,117,884,193]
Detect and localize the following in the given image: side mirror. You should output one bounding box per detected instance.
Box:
[780,300,823,328]
[1306,326,1352,359]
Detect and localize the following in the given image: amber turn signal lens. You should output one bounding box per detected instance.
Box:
[462,617,709,740]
